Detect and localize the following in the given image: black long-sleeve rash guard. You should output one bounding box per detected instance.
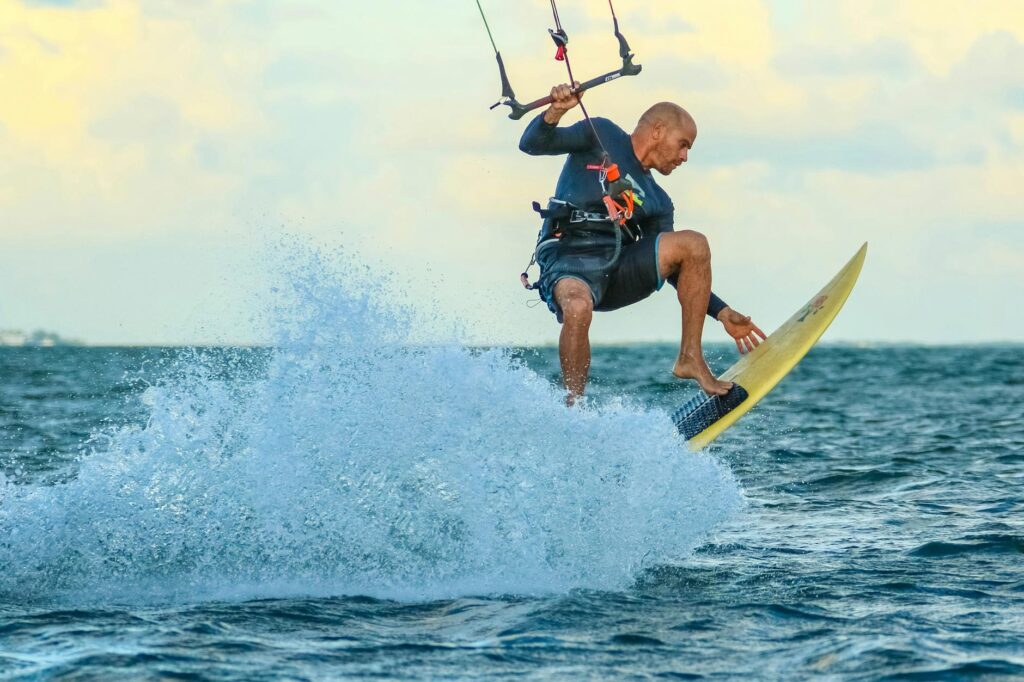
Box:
[519,113,728,319]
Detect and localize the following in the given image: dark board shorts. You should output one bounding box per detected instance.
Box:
[536,228,666,323]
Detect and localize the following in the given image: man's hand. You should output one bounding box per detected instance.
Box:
[717,307,767,354]
[543,81,583,124]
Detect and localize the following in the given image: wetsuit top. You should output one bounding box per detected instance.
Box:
[519,114,728,318]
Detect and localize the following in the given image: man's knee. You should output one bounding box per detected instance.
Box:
[561,296,593,326]
[665,229,711,263]
[554,280,593,327]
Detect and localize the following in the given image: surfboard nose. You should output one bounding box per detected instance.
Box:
[680,242,867,450]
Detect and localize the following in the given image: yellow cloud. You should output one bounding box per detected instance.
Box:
[642,1,776,68]
[624,2,807,135]
[0,0,262,239]
[1008,114,1024,148]
[836,0,1024,75]
[0,2,112,147]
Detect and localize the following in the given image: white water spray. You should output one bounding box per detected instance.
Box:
[0,245,741,604]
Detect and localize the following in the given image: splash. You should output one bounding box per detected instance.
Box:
[0,243,741,604]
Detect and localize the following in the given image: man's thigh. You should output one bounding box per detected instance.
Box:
[596,234,663,312]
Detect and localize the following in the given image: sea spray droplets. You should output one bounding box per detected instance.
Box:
[0,244,741,603]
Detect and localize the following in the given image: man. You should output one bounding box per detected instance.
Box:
[519,82,766,402]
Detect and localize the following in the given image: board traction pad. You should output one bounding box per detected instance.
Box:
[672,384,749,440]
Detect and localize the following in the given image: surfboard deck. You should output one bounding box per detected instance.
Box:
[681,242,868,450]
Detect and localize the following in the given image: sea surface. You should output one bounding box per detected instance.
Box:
[1,265,1022,680]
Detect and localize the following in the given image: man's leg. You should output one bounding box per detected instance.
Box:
[657,230,734,396]
[553,277,594,404]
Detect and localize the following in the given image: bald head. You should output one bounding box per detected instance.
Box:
[636,102,695,135]
[630,102,698,176]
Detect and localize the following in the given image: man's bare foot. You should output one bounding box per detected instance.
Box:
[672,354,734,396]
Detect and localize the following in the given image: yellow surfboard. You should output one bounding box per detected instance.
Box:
[681,242,868,450]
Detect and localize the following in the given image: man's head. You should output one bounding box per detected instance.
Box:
[631,102,697,175]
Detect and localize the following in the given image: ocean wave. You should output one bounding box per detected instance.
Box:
[0,243,741,605]
[908,535,1024,558]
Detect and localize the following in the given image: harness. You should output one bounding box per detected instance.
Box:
[519,198,629,291]
[474,0,644,293]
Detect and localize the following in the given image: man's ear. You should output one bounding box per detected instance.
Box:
[651,122,665,141]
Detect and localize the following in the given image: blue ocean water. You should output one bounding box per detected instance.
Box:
[1,257,1022,680]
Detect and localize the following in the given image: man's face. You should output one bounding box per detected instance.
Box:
[652,121,697,176]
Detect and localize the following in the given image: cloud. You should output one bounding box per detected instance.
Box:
[88,95,182,142]
[0,0,265,243]
[773,38,919,78]
[947,31,1024,100]
[651,56,733,93]
[701,123,939,172]
[836,0,1024,76]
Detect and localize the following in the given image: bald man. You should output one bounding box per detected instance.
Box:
[519,83,765,403]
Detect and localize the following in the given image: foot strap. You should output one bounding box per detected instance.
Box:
[672,384,749,440]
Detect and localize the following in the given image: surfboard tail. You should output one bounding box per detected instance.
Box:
[672,384,749,440]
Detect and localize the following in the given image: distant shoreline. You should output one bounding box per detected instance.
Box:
[0,330,83,347]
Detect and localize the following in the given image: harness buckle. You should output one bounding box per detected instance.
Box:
[569,208,613,224]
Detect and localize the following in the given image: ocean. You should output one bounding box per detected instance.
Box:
[1,260,1022,680]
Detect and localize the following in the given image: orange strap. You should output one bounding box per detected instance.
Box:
[602,190,634,226]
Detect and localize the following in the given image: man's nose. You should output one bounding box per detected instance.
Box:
[680,149,688,163]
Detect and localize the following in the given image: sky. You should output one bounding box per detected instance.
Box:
[1,0,1022,345]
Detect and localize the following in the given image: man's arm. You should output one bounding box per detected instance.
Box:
[717,307,768,354]
[707,292,729,319]
[518,82,596,156]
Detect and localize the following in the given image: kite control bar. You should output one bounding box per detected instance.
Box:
[497,52,641,120]
[477,0,642,120]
